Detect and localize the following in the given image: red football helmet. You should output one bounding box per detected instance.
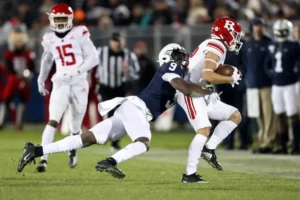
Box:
[211,17,243,54]
[48,3,73,33]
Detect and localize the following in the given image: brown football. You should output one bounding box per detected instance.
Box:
[215,64,236,76]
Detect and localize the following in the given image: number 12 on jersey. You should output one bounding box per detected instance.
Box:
[56,44,76,66]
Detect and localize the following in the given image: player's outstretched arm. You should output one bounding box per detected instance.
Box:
[38,51,53,83]
[202,52,235,84]
[170,78,212,97]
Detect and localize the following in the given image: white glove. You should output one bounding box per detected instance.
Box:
[205,92,220,105]
[38,82,49,96]
[231,67,242,88]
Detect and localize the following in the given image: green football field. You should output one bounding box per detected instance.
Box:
[0,128,300,200]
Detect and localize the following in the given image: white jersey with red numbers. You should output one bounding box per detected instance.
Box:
[187,39,227,86]
[41,25,90,83]
[177,38,237,131]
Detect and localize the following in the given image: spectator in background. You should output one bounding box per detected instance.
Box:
[242,18,276,154]
[132,41,156,94]
[187,0,210,25]
[96,32,140,151]
[97,14,114,29]
[151,0,173,25]
[0,27,35,131]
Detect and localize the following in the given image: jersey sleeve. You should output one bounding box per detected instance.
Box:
[161,62,182,82]
[41,34,51,52]
[79,26,90,39]
[203,39,226,59]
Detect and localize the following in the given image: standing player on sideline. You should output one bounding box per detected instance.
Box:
[268,19,300,154]
[17,43,213,179]
[177,17,243,183]
[35,3,99,172]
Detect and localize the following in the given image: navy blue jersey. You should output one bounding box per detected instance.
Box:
[138,61,185,120]
[267,41,300,86]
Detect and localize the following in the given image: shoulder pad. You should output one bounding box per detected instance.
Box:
[71,26,90,38]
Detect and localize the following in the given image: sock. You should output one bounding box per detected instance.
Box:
[42,135,83,156]
[206,120,237,149]
[277,132,288,150]
[112,142,147,164]
[291,122,300,149]
[186,134,207,175]
[40,125,56,160]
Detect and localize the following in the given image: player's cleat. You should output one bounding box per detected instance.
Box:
[201,145,223,171]
[68,150,78,168]
[36,160,47,172]
[17,142,36,172]
[182,173,208,183]
[95,159,126,179]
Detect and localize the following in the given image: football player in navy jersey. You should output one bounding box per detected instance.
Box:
[17,43,213,179]
[268,19,300,154]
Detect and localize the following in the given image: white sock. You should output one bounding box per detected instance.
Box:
[186,134,207,175]
[206,120,237,149]
[43,135,83,155]
[40,125,56,160]
[112,142,147,164]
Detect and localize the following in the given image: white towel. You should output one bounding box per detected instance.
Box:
[98,96,153,121]
[98,97,128,116]
[246,88,260,118]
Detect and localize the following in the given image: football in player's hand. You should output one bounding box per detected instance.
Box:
[215,64,238,76]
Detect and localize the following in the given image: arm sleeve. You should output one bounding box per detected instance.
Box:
[78,30,99,73]
[203,40,226,59]
[128,52,140,80]
[162,72,181,82]
[264,47,273,78]
[37,46,54,83]
[95,47,102,82]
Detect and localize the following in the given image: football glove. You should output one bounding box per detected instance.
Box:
[231,67,242,88]
[37,82,49,96]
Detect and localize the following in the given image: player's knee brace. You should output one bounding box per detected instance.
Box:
[135,137,150,151]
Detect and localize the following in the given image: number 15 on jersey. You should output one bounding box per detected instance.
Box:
[56,44,76,66]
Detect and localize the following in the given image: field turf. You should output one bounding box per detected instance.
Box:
[0,128,300,200]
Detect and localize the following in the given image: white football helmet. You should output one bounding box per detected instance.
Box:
[157,43,189,66]
[273,19,293,42]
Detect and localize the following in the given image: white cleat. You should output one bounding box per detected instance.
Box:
[68,150,78,168]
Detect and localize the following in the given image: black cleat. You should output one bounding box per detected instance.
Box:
[68,150,78,168]
[182,173,208,183]
[201,145,223,171]
[17,142,36,172]
[95,159,125,179]
[36,160,47,172]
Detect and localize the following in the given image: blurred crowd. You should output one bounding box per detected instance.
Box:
[0,0,300,32]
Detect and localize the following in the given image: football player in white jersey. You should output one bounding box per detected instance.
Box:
[178,17,243,183]
[36,3,99,172]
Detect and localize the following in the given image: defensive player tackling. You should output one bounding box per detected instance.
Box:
[36,3,99,172]
[17,43,212,180]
